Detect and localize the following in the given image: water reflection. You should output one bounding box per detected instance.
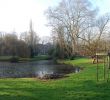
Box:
[0,60,81,79]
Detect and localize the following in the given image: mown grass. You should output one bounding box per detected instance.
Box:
[0,58,110,100]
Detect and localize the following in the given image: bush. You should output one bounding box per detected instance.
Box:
[70,55,76,60]
[53,57,57,63]
[10,57,19,63]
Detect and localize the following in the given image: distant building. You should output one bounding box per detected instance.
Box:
[37,43,53,55]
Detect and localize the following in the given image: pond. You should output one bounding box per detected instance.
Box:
[0,60,81,79]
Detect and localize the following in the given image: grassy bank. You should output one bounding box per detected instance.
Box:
[19,55,51,62]
[0,58,110,100]
[0,55,50,62]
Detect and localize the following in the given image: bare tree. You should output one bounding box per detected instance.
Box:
[84,13,110,56]
[20,20,39,58]
[46,0,97,58]
[29,20,40,57]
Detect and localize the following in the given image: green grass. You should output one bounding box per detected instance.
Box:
[19,55,50,62]
[0,58,110,100]
[0,56,12,61]
[0,55,50,62]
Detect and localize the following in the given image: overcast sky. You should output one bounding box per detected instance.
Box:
[0,0,110,37]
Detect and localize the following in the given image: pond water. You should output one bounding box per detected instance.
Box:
[0,60,81,79]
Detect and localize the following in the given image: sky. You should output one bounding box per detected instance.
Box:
[90,0,110,15]
[0,0,110,37]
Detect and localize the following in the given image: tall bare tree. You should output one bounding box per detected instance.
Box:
[46,0,97,58]
[83,13,110,56]
[20,20,39,58]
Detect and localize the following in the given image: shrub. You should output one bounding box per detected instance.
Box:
[70,55,76,60]
[10,57,19,63]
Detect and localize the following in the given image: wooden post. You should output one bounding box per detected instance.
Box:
[107,52,110,82]
[96,52,108,82]
[96,55,98,82]
[107,55,110,82]
[109,55,110,69]
[103,56,106,81]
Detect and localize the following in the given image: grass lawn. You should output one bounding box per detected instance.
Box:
[0,58,110,100]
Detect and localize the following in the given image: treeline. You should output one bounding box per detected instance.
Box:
[0,21,39,58]
[46,0,110,59]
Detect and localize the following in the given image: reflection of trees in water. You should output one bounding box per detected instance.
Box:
[0,61,81,78]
